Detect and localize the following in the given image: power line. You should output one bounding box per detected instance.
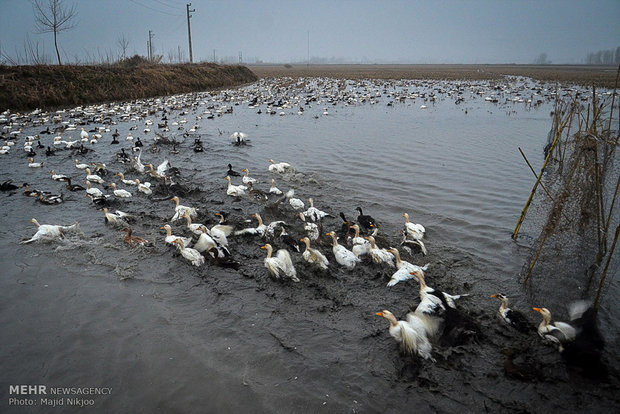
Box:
[150,0,181,10]
[128,0,182,17]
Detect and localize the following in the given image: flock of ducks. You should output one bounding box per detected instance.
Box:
[1,76,608,380]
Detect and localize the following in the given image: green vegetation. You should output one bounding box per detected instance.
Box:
[0,58,257,111]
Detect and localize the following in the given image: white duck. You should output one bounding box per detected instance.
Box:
[101,208,129,227]
[85,168,104,184]
[375,310,434,361]
[403,212,427,254]
[365,236,395,266]
[261,243,299,282]
[300,237,329,270]
[303,198,329,222]
[225,175,247,197]
[532,307,576,351]
[170,196,198,221]
[108,182,132,198]
[297,212,319,241]
[85,181,104,198]
[20,218,64,244]
[193,225,230,258]
[74,159,89,170]
[285,189,305,210]
[234,213,284,238]
[349,224,371,256]
[268,159,294,173]
[269,179,283,195]
[115,172,137,186]
[241,168,258,185]
[160,224,192,247]
[28,158,43,168]
[183,212,204,235]
[134,179,152,195]
[171,239,205,267]
[386,248,429,287]
[326,231,361,269]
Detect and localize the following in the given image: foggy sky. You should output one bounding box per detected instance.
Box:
[0,0,618,65]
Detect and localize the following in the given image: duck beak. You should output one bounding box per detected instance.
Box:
[375,312,384,317]
[490,294,498,298]
[532,307,542,313]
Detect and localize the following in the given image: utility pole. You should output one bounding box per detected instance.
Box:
[213,49,216,62]
[186,3,195,63]
[307,30,310,67]
[148,30,154,61]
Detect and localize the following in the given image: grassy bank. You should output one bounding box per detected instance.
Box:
[0,61,257,111]
[248,64,619,88]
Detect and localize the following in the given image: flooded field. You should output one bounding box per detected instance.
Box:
[1,76,618,413]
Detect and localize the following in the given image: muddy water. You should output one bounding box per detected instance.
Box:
[1,78,618,413]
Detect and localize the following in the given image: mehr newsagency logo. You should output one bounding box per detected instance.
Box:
[8,385,112,408]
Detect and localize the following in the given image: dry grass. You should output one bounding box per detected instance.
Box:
[0,62,257,111]
[248,64,618,88]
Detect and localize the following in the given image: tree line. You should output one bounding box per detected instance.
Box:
[585,46,620,65]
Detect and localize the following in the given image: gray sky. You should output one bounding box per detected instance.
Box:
[1,0,618,64]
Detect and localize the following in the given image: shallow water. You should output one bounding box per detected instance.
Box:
[1,77,618,413]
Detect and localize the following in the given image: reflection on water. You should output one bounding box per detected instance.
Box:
[1,77,617,413]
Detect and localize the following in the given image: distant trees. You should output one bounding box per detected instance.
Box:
[533,53,550,65]
[32,0,78,65]
[117,34,130,61]
[585,46,620,65]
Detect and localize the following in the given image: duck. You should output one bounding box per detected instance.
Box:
[22,183,42,197]
[355,207,376,230]
[74,159,89,170]
[241,168,258,185]
[28,158,43,168]
[85,181,104,198]
[45,146,55,156]
[20,218,64,244]
[226,163,241,177]
[326,231,361,269]
[338,212,356,239]
[261,243,299,282]
[80,127,89,140]
[403,212,425,239]
[234,213,284,238]
[285,189,305,210]
[385,248,429,287]
[114,172,137,186]
[108,182,132,198]
[348,224,370,256]
[279,225,300,252]
[365,235,395,266]
[297,212,319,241]
[172,238,205,267]
[145,163,165,180]
[225,175,247,197]
[84,168,104,184]
[490,293,532,333]
[130,148,145,173]
[303,198,330,222]
[116,148,130,163]
[268,159,294,173]
[100,208,131,228]
[64,178,85,192]
[183,212,205,235]
[300,237,329,270]
[134,179,152,195]
[37,192,63,205]
[532,307,576,351]
[269,179,283,195]
[90,162,107,176]
[210,212,234,246]
[160,224,192,247]
[1,179,19,191]
[246,181,268,201]
[375,310,434,360]
[193,226,230,258]
[170,196,198,221]
[122,228,149,247]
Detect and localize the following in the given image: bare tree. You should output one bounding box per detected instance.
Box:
[32,0,78,65]
[117,34,129,61]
